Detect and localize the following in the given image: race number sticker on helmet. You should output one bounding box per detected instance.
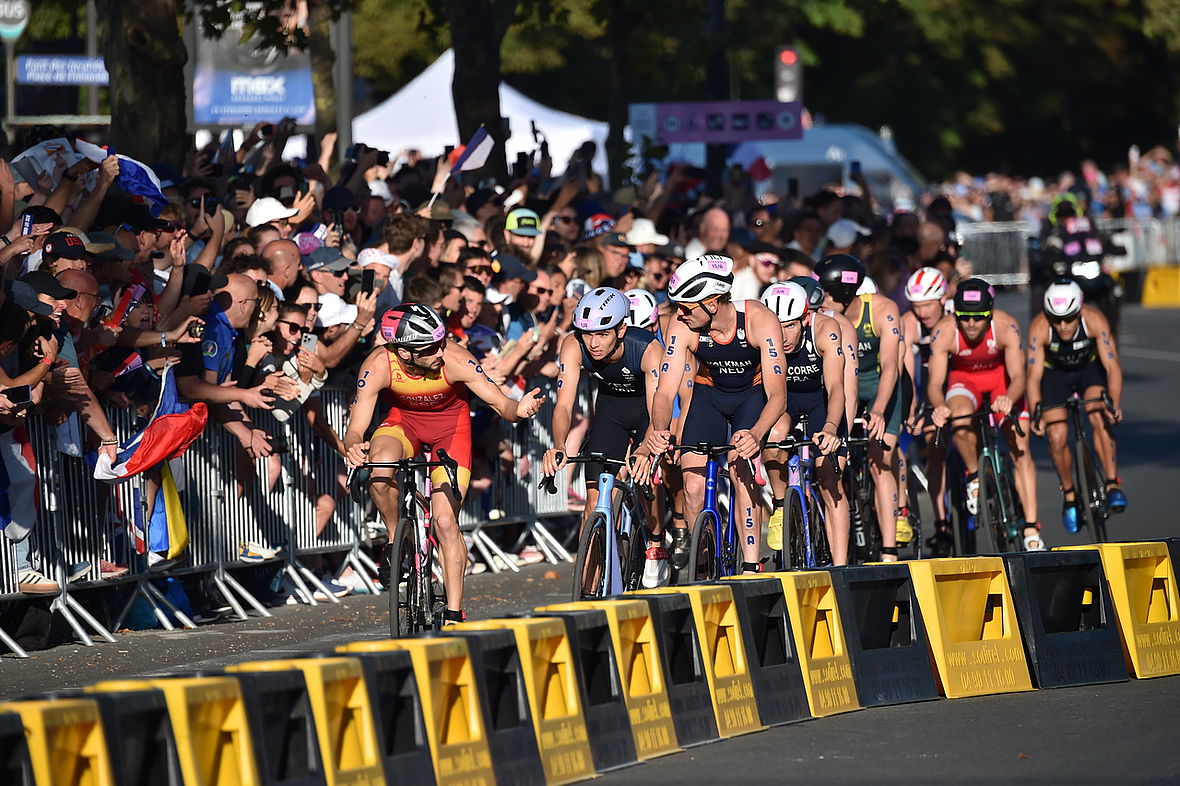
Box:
[761,281,808,322]
[962,290,981,302]
[574,287,629,331]
[841,271,859,284]
[668,255,735,303]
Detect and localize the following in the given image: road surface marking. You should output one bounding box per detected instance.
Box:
[1120,347,1180,363]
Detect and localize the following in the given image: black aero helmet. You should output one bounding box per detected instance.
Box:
[952,277,995,313]
[789,276,826,310]
[815,254,865,305]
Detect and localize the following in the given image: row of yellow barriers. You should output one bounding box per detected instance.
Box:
[2,540,1179,785]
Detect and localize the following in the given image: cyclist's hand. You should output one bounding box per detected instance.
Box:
[1031,417,1045,437]
[345,441,370,469]
[932,404,951,427]
[812,430,839,455]
[1108,406,1123,425]
[515,387,545,419]
[992,395,1013,416]
[541,448,567,476]
[732,429,760,459]
[644,429,672,456]
[866,410,887,441]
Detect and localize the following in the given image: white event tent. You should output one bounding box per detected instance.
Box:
[352,49,609,183]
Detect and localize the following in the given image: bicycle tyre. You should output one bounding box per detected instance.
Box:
[978,461,1009,553]
[619,492,649,591]
[786,490,807,570]
[806,488,833,568]
[572,512,609,601]
[1076,439,1108,543]
[687,511,719,582]
[388,518,419,637]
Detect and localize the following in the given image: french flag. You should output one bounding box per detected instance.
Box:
[449,126,495,172]
[76,139,169,216]
[93,364,208,482]
[731,142,773,182]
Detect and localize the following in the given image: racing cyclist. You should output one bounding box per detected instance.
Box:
[637,255,787,573]
[900,267,955,555]
[345,304,545,625]
[791,276,859,430]
[817,255,905,561]
[1026,278,1126,531]
[928,279,1044,550]
[761,281,849,564]
[542,287,667,585]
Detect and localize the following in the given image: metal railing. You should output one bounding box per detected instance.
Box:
[0,378,585,658]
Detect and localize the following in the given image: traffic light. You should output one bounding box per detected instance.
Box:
[775,46,802,103]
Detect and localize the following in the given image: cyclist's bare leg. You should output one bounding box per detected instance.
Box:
[1043,409,1072,491]
[679,453,707,529]
[869,437,899,557]
[948,396,980,474]
[924,432,948,520]
[764,414,793,500]
[816,455,849,566]
[431,478,468,612]
[1083,385,1118,478]
[368,435,406,538]
[729,459,762,568]
[896,449,909,512]
[1002,419,1039,532]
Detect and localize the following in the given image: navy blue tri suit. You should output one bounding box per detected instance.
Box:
[681,301,767,446]
[1041,315,1105,406]
[785,313,846,446]
[580,326,658,481]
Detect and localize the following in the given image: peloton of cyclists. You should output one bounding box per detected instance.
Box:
[1026,277,1127,531]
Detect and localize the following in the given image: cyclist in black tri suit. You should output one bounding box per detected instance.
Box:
[1026,278,1127,532]
[636,255,787,573]
[760,281,849,564]
[544,287,666,582]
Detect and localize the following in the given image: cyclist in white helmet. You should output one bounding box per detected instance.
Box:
[900,267,954,554]
[760,281,850,564]
[635,254,788,574]
[1027,278,1126,533]
[543,287,667,584]
[624,288,660,330]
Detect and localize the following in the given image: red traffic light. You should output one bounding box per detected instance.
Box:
[779,49,798,65]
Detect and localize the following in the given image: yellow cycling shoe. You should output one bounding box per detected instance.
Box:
[895,508,913,545]
[767,506,784,551]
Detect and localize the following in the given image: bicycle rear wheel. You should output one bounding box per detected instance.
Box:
[978,461,1009,553]
[687,511,719,582]
[1076,440,1109,542]
[388,518,422,637]
[572,512,609,601]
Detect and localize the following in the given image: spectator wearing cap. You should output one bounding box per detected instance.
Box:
[582,213,615,242]
[599,233,633,282]
[261,239,303,295]
[505,207,542,259]
[85,231,137,293]
[731,242,782,301]
[822,217,871,256]
[685,207,730,259]
[624,218,669,255]
[304,246,351,298]
[489,252,535,310]
[310,284,376,371]
[41,231,89,274]
[246,197,299,238]
[117,204,170,266]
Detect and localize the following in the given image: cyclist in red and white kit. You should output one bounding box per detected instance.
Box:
[927,278,1044,550]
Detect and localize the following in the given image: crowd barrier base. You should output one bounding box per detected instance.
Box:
[518,608,640,772]
[538,600,680,761]
[450,618,597,786]
[1141,266,1180,307]
[617,592,719,747]
[0,698,115,785]
[0,710,33,785]
[907,558,1035,698]
[631,586,764,738]
[1000,551,1128,689]
[228,658,384,786]
[712,577,812,726]
[70,682,185,786]
[1059,543,1180,678]
[739,572,861,717]
[827,565,941,707]
[338,638,497,786]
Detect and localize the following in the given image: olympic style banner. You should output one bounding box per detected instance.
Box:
[190,13,316,127]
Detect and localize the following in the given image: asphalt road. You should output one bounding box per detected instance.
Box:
[1,298,1177,782]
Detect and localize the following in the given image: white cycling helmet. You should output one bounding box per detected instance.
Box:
[573,287,629,331]
[856,275,879,295]
[1044,278,1084,318]
[624,288,658,329]
[667,254,734,303]
[905,267,948,302]
[760,281,809,322]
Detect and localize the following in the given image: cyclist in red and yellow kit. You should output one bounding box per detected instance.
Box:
[345,304,544,623]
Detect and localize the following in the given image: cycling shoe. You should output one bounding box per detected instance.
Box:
[669,527,691,571]
[965,474,980,515]
[1107,486,1128,514]
[1062,495,1080,534]
[925,520,954,557]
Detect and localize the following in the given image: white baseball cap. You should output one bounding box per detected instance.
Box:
[316,293,359,328]
[826,218,871,248]
[625,218,669,247]
[245,197,299,228]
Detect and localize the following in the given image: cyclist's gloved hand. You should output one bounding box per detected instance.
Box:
[541,448,567,476]
[345,441,370,469]
[732,429,760,459]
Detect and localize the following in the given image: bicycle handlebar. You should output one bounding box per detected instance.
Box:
[538,451,655,500]
[346,448,461,504]
[1032,392,1115,429]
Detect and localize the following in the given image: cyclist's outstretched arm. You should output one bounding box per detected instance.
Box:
[901,313,919,422]
[1088,305,1123,415]
[344,347,391,466]
[927,317,955,416]
[871,294,902,410]
[746,301,788,444]
[648,320,691,437]
[832,311,859,428]
[550,335,584,453]
[447,343,544,422]
[998,312,1026,405]
[816,314,846,437]
[1025,314,1049,418]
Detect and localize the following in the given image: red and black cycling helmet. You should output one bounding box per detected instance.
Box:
[816,254,865,305]
[380,303,446,347]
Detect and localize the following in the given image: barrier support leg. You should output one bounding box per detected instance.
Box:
[110,577,182,632]
[342,544,382,595]
[51,591,118,646]
[0,621,29,658]
[142,580,198,630]
[470,524,519,574]
[216,567,272,619]
[529,518,573,564]
[290,557,341,604]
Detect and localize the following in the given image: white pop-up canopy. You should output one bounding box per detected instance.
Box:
[353,49,609,183]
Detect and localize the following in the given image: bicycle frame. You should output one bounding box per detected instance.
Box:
[595,472,626,596]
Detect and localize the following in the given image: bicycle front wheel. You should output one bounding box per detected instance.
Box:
[687,511,719,582]
[786,491,807,570]
[1076,439,1108,542]
[572,512,609,600]
[978,461,1009,553]
[388,518,421,637]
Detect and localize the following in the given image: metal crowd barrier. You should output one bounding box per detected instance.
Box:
[957,221,1030,285]
[0,378,583,658]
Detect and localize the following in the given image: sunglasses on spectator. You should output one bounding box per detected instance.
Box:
[279,320,307,333]
[531,287,553,296]
[954,311,992,322]
[556,215,577,224]
[469,265,493,275]
[758,258,781,268]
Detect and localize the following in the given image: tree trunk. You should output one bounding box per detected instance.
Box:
[96,0,188,167]
[306,0,338,167]
[444,0,508,181]
[605,0,633,188]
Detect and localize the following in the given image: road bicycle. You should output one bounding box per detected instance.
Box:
[845,413,883,564]
[1034,392,1117,542]
[348,449,460,636]
[540,452,652,600]
[936,392,1024,553]
[671,441,764,581]
[764,415,836,570]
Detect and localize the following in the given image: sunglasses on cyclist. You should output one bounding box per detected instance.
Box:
[954,311,992,322]
[675,297,717,314]
[409,339,446,356]
[1047,313,1078,325]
